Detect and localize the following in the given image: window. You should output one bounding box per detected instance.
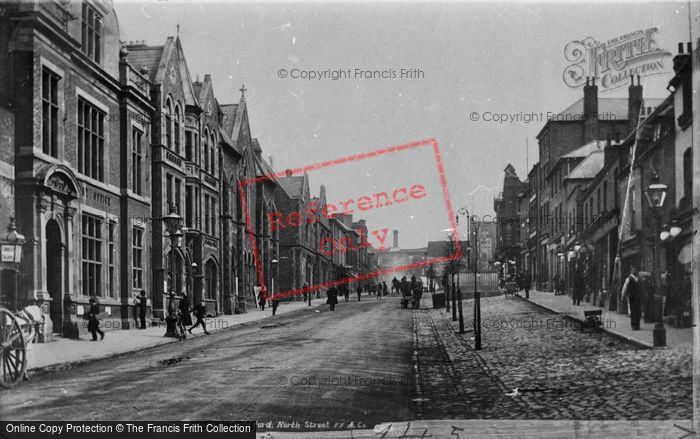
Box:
[185,186,193,228]
[205,260,217,300]
[81,2,102,63]
[131,128,143,195]
[203,131,209,172]
[82,214,102,297]
[204,195,210,234]
[166,174,173,212]
[42,68,59,157]
[185,131,193,161]
[165,100,173,149]
[174,105,181,155]
[108,221,115,298]
[78,98,105,181]
[211,195,216,232]
[174,177,181,214]
[682,148,693,202]
[210,134,216,174]
[132,227,143,289]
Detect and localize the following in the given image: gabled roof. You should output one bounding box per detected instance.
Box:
[561,140,606,158]
[220,104,238,134]
[277,176,307,199]
[125,36,199,107]
[565,150,604,180]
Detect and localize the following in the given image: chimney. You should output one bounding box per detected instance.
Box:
[673,42,691,74]
[603,137,617,167]
[583,77,599,142]
[393,230,399,249]
[583,76,598,119]
[628,75,643,131]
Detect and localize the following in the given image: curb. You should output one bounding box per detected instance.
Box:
[27,302,324,376]
[516,295,653,349]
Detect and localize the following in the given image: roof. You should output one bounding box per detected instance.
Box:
[124,45,165,82]
[565,150,604,180]
[427,240,469,258]
[277,176,306,198]
[220,104,238,135]
[561,140,606,158]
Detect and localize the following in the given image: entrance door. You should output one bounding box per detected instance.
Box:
[46,220,62,334]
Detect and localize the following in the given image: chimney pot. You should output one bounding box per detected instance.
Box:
[688,42,692,53]
[679,42,684,54]
[393,230,399,249]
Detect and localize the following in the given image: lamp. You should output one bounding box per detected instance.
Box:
[644,171,668,209]
[5,217,26,263]
[669,222,682,238]
[162,203,183,338]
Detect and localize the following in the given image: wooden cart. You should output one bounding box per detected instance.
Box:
[0,306,29,389]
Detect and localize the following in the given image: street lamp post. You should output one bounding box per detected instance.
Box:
[2,218,25,310]
[163,203,183,338]
[472,219,482,350]
[645,171,668,347]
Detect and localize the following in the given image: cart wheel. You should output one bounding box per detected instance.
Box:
[0,307,27,389]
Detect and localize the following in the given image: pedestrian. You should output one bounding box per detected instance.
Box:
[622,265,641,330]
[523,274,531,300]
[343,284,350,302]
[573,265,584,306]
[258,290,266,311]
[356,284,362,301]
[327,286,339,311]
[178,292,192,327]
[188,300,210,335]
[134,290,148,329]
[86,297,105,341]
[271,296,280,315]
[410,276,422,309]
[383,281,388,297]
[376,283,382,300]
[392,277,400,295]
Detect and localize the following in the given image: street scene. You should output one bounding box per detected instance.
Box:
[0,0,699,438]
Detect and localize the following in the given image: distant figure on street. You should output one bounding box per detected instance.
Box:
[376,283,382,300]
[134,291,148,329]
[86,297,105,341]
[356,284,362,301]
[410,276,422,309]
[271,296,280,315]
[523,275,531,300]
[383,282,388,297]
[622,265,641,330]
[392,277,400,294]
[342,284,350,302]
[573,266,584,306]
[258,291,266,311]
[178,292,192,327]
[327,286,339,311]
[188,300,210,335]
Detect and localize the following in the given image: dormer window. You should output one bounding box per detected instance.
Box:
[81,3,102,63]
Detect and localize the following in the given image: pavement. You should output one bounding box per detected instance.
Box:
[522,289,693,349]
[26,297,327,372]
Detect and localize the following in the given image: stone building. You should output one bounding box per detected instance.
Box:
[0,0,154,337]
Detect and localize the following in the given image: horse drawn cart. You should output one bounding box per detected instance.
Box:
[0,306,42,389]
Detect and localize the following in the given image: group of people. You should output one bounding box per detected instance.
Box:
[396,275,424,309]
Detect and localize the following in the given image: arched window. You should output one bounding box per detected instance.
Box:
[203,129,210,173]
[165,98,173,149]
[210,133,216,174]
[174,104,181,155]
[205,259,217,300]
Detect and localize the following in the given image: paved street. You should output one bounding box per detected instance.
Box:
[1,294,693,433]
[416,295,692,420]
[1,297,414,432]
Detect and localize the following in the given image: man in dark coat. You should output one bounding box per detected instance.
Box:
[178,293,192,327]
[573,264,584,306]
[356,284,362,301]
[135,291,148,329]
[327,286,339,311]
[188,300,210,335]
[342,284,350,302]
[271,296,280,315]
[523,274,532,300]
[382,281,388,296]
[392,277,400,294]
[622,266,641,330]
[86,297,105,341]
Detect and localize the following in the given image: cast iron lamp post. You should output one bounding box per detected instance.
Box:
[2,218,25,310]
[163,204,183,338]
[645,171,668,347]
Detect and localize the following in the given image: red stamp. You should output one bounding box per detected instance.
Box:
[238,138,460,301]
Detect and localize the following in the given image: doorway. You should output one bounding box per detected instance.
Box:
[46,220,62,334]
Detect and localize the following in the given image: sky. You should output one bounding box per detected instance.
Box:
[114,0,692,249]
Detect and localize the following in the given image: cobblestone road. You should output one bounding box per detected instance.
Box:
[414,296,692,420]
